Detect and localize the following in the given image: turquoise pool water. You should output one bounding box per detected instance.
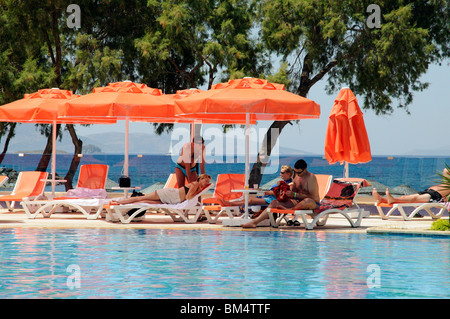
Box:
[0,228,448,299]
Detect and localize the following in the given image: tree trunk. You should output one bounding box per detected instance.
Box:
[64,124,83,190]
[51,10,62,87]
[248,120,291,186]
[0,123,17,164]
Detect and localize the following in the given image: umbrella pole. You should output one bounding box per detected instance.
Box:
[51,121,57,196]
[244,113,250,220]
[124,118,129,177]
[344,161,349,178]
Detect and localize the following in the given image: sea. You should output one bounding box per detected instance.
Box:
[0,153,449,193]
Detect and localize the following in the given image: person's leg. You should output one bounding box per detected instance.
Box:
[175,167,187,188]
[187,171,198,183]
[242,199,296,228]
[218,197,266,207]
[386,189,430,204]
[219,198,244,206]
[372,188,387,203]
[291,198,318,210]
[112,190,160,205]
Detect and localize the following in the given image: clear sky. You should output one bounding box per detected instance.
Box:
[75,62,450,156]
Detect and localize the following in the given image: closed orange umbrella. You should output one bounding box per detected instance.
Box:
[0,88,115,195]
[324,87,371,177]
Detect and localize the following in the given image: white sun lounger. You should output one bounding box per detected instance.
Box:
[106,183,214,224]
[21,198,111,220]
[375,202,449,220]
[21,164,109,219]
[268,179,366,230]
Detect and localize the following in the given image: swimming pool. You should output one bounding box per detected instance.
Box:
[0,228,448,299]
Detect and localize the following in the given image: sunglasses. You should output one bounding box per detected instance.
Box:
[294,169,304,175]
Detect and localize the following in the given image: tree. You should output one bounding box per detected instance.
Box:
[0,0,133,188]
[247,0,450,185]
[135,0,268,134]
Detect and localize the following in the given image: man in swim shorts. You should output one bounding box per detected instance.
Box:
[242,159,320,228]
[372,168,450,204]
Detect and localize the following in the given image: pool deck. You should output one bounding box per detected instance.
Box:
[0,196,448,236]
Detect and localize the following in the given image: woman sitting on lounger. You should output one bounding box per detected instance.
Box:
[218,165,293,207]
[111,174,211,205]
[372,168,450,204]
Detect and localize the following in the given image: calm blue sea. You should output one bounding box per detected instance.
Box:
[1,153,449,192]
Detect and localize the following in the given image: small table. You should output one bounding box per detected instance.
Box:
[111,187,141,198]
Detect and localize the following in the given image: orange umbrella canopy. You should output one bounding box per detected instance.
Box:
[174,77,320,122]
[324,87,371,165]
[59,81,175,121]
[0,88,114,195]
[0,89,100,124]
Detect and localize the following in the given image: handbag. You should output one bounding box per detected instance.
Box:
[119,175,131,187]
[272,181,290,202]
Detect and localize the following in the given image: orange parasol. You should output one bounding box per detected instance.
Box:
[324,87,371,178]
[174,77,320,122]
[59,81,181,180]
[0,88,115,195]
[174,78,321,223]
[60,81,174,120]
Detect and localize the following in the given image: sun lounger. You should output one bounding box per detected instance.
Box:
[0,175,9,187]
[106,183,214,224]
[21,164,109,219]
[268,178,366,230]
[0,171,48,211]
[271,174,334,226]
[375,201,448,220]
[204,174,334,224]
[164,173,188,188]
[202,174,246,223]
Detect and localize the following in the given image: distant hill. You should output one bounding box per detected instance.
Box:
[6,124,172,154]
[7,124,316,155]
[402,146,450,157]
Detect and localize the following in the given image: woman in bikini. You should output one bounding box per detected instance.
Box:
[111,174,211,205]
[175,136,206,187]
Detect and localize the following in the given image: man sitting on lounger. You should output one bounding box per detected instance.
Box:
[242,159,320,228]
[111,174,211,205]
[372,168,450,204]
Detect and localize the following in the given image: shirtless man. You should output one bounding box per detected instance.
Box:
[242,159,320,228]
[372,168,450,204]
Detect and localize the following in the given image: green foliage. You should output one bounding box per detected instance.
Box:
[430,219,450,231]
[0,0,449,179]
[258,0,450,114]
[436,163,450,202]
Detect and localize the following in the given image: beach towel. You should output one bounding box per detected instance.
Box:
[272,181,290,202]
[66,187,108,199]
